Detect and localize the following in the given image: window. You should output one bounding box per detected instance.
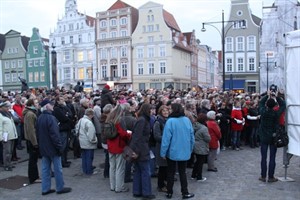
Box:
[5,61,9,69]
[137,48,144,59]
[18,72,24,79]
[28,61,33,68]
[139,83,145,90]
[147,25,154,32]
[78,68,84,79]
[160,62,166,74]
[120,30,127,37]
[5,73,10,83]
[226,58,233,72]
[121,63,127,77]
[61,37,65,45]
[34,60,39,67]
[248,36,255,51]
[237,58,244,71]
[101,33,107,39]
[110,31,117,38]
[40,59,44,66]
[40,71,45,82]
[138,63,143,75]
[101,65,107,78]
[148,63,154,74]
[69,23,73,31]
[121,47,127,57]
[110,18,117,26]
[156,24,159,31]
[237,37,244,51]
[86,67,92,79]
[63,50,71,62]
[100,49,107,59]
[78,51,84,62]
[79,34,82,43]
[233,20,246,29]
[33,46,38,54]
[100,20,107,28]
[34,72,39,82]
[148,36,154,43]
[64,67,71,79]
[120,17,127,25]
[159,46,166,57]
[87,50,93,61]
[148,47,154,58]
[11,61,16,68]
[226,37,233,51]
[70,36,73,44]
[249,57,255,71]
[111,48,117,58]
[28,72,33,82]
[17,60,22,68]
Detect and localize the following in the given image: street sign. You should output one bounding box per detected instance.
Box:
[265,51,275,58]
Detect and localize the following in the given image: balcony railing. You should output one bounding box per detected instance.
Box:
[102,76,121,81]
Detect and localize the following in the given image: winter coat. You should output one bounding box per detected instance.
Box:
[23,107,38,146]
[53,104,73,132]
[231,107,244,131]
[153,115,167,166]
[193,122,211,155]
[120,111,137,132]
[37,110,63,157]
[160,116,194,161]
[107,122,131,154]
[130,115,151,161]
[247,107,260,128]
[101,88,114,110]
[207,120,222,149]
[258,96,286,145]
[0,113,18,141]
[76,115,97,149]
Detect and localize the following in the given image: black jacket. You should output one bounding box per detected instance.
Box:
[53,104,73,131]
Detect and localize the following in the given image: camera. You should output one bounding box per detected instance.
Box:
[269,84,277,96]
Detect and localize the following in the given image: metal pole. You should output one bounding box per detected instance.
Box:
[267,53,269,90]
[91,63,94,91]
[51,44,57,89]
[222,10,225,91]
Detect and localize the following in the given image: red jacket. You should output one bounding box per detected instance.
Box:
[207,120,222,149]
[231,108,244,131]
[107,123,131,154]
[13,103,25,123]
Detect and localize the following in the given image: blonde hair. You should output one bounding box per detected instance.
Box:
[105,104,124,124]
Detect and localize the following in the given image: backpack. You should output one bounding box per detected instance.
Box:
[102,121,118,140]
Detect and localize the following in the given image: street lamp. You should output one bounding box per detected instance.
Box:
[259,52,277,91]
[91,63,94,91]
[201,10,245,91]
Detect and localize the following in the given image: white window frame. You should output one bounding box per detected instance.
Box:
[100,20,107,28]
[28,72,33,82]
[148,47,154,58]
[160,62,166,74]
[137,48,144,59]
[5,73,10,83]
[40,59,44,66]
[11,61,16,68]
[63,67,71,80]
[226,58,233,72]
[236,37,244,51]
[248,36,255,51]
[159,46,166,57]
[121,62,127,77]
[101,33,107,39]
[5,61,9,69]
[100,49,107,59]
[34,72,39,82]
[33,46,38,54]
[138,63,144,75]
[121,47,127,57]
[28,61,33,68]
[120,30,127,37]
[40,71,45,82]
[18,60,23,68]
[148,62,154,74]
[63,50,71,62]
[110,18,117,26]
[110,31,117,38]
[248,57,255,71]
[101,65,107,78]
[237,57,244,71]
[226,37,233,51]
[120,17,127,25]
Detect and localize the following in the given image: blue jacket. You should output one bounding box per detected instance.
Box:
[37,110,63,157]
[160,116,194,161]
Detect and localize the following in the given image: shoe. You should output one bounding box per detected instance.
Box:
[42,189,55,195]
[207,168,218,172]
[197,177,207,182]
[182,193,195,199]
[62,163,70,168]
[133,194,142,198]
[268,177,278,183]
[157,186,168,193]
[115,187,129,193]
[259,177,266,182]
[33,179,42,184]
[166,193,172,199]
[4,166,12,171]
[142,194,156,199]
[56,187,72,194]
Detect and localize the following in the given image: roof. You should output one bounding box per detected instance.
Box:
[0,33,5,52]
[21,36,30,51]
[183,32,192,45]
[173,32,193,53]
[163,10,181,32]
[251,14,261,26]
[108,0,133,10]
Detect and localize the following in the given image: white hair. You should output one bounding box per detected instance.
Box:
[207,110,216,119]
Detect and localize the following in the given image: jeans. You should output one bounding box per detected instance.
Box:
[3,140,13,168]
[132,159,152,196]
[232,130,241,148]
[166,158,189,195]
[125,161,132,182]
[109,153,126,192]
[27,141,40,183]
[192,154,206,179]
[104,149,109,178]
[81,149,94,175]
[60,131,69,164]
[260,143,277,178]
[41,156,65,193]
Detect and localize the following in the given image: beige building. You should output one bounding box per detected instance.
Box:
[131,1,192,90]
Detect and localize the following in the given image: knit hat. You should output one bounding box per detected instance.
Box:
[104,84,110,90]
[266,98,276,108]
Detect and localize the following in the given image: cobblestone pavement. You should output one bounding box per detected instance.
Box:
[0,145,300,200]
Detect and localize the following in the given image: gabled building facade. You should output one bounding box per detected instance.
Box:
[132,1,192,90]
[95,0,138,90]
[0,30,29,91]
[26,28,50,89]
[225,0,261,92]
[49,0,96,91]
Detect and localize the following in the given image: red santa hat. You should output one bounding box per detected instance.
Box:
[104,84,110,90]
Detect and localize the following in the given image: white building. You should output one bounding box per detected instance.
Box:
[49,0,96,91]
[260,0,300,92]
[131,1,192,90]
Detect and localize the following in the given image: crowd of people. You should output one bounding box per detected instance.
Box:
[0,84,286,199]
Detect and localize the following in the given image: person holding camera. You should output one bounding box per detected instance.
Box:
[258,85,286,183]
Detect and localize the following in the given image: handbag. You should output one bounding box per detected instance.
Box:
[273,126,289,148]
[123,146,138,162]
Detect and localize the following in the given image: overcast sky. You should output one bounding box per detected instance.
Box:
[0,0,274,50]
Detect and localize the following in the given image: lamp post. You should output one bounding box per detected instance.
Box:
[91,63,94,91]
[201,10,245,91]
[259,52,277,91]
[51,43,57,89]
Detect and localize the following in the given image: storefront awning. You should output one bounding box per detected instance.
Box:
[225,80,245,90]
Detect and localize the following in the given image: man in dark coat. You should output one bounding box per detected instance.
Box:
[37,99,71,195]
[101,84,115,113]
